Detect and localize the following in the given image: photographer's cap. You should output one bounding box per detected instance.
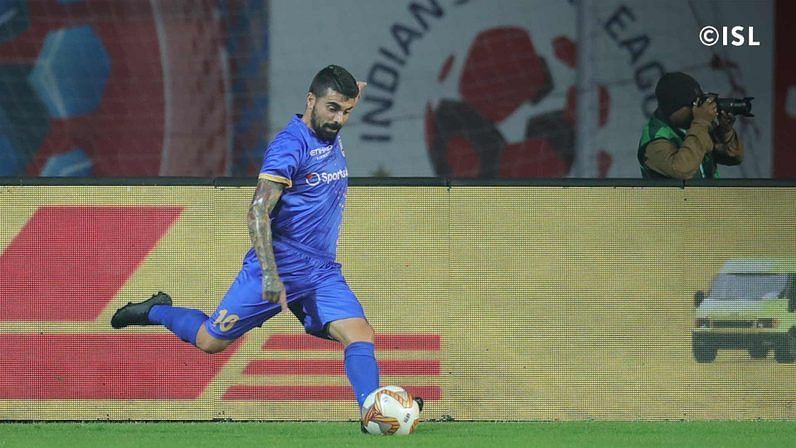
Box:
[655,72,704,117]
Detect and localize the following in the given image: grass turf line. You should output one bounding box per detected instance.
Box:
[2,421,796,448]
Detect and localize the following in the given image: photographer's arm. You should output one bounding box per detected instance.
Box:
[644,118,714,180]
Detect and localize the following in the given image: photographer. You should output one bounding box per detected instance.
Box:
[638,72,744,179]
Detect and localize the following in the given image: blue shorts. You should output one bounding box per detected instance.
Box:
[204,238,366,340]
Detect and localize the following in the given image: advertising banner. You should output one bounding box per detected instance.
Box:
[1,184,795,420]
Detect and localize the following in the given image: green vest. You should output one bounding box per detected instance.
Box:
[638,112,717,179]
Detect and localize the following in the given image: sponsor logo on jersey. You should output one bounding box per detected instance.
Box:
[309,145,333,160]
[305,172,321,186]
[305,168,348,187]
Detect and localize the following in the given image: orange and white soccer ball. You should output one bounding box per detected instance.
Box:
[361,386,421,435]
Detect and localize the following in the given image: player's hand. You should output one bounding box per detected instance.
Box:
[263,276,289,313]
[693,96,718,125]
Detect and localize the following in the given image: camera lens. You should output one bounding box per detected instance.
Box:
[716,97,754,117]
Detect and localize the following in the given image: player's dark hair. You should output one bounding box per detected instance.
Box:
[309,65,359,99]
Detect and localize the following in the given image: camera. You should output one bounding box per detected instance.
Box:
[698,93,754,117]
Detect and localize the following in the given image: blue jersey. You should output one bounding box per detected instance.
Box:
[257,115,348,259]
[208,115,365,342]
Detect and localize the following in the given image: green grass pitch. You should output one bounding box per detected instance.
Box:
[0,420,796,448]
[2,421,796,448]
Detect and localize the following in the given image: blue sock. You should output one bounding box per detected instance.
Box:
[148,305,208,345]
[344,341,380,408]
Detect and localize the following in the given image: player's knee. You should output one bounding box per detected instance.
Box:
[195,329,233,354]
[330,318,375,346]
[197,340,228,354]
[359,324,376,344]
[348,327,375,346]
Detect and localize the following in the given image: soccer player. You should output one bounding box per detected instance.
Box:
[111,65,421,423]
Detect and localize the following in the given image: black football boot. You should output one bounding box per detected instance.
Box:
[110,292,172,329]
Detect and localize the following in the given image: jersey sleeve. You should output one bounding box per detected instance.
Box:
[259,135,303,188]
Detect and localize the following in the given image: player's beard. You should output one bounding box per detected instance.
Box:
[311,107,340,141]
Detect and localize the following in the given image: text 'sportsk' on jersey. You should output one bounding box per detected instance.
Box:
[258,115,349,259]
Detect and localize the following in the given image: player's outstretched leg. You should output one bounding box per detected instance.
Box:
[111,292,172,328]
[110,291,209,346]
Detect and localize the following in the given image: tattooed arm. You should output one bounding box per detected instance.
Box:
[248,178,288,312]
